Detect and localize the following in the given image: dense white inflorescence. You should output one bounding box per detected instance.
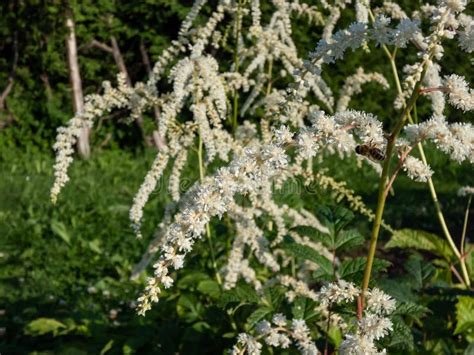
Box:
[404,116,474,164]
[135,108,395,315]
[231,316,318,355]
[316,281,396,355]
[231,281,395,354]
[458,186,474,197]
[50,0,472,352]
[403,156,434,182]
[444,74,474,112]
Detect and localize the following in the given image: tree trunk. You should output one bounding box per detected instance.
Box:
[140,41,167,151]
[109,36,148,144]
[0,31,18,111]
[86,36,150,145]
[65,7,90,158]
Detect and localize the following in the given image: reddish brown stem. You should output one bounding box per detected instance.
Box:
[451,265,465,285]
[419,86,449,94]
[383,144,417,197]
[357,295,363,320]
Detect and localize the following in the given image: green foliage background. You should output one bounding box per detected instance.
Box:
[0,0,473,354]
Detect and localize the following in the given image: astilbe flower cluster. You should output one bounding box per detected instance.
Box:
[231,315,318,355]
[135,110,395,314]
[231,281,395,355]
[319,280,396,355]
[50,0,473,352]
[51,0,340,234]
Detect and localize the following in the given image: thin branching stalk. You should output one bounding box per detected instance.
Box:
[361,64,428,302]
[369,4,471,286]
[232,0,243,136]
[384,142,419,197]
[324,247,338,355]
[198,135,222,285]
[266,58,273,95]
[461,195,472,260]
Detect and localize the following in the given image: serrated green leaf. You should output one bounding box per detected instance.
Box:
[218,284,261,309]
[339,257,390,282]
[316,205,354,234]
[247,307,272,328]
[455,296,474,335]
[290,225,328,244]
[335,229,364,251]
[24,318,67,336]
[218,291,241,308]
[386,229,454,261]
[404,255,435,289]
[393,302,429,318]
[281,241,333,275]
[235,284,260,303]
[339,257,366,281]
[388,318,414,351]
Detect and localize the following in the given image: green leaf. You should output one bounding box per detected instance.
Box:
[122,344,133,355]
[247,307,272,328]
[218,284,261,308]
[327,326,342,348]
[192,321,211,332]
[24,318,67,336]
[177,272,210,289]
[464,342,474,355]
[177,294,204,323]
[386,229,454,261]
[455,296,474,335]
[50,220,71,245]
[335,230,364,252]
[88,239,102,254]
[316,205,354,234]
[222,332,237,338]
[292,297,307,319]
[404,254,436,289]
[264,286,285,309]
[290,225,328,244]
[235,284,260,304]
[218,292,241,308]
[197,280,221,299]
[339,257,391,282]
[393,302,429,318]
[100,340,114,355]
[281,240,333,275]
[339,257,366,281]
[388,317,414,351]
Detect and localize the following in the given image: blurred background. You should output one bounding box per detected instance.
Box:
[0,0,472,353]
